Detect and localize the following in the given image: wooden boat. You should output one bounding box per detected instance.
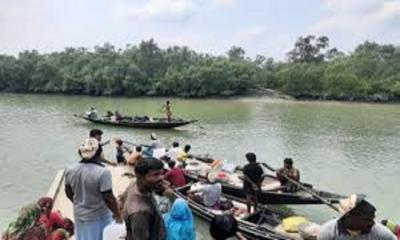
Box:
[184,157,347,205]
[47,165,305,240]
[48,166,133,240]
[174,184,302,240]
[75,115,198,129]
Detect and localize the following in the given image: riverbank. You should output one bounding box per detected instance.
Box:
[2,89,400,104]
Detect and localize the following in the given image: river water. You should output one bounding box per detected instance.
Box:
[1,93,399,235]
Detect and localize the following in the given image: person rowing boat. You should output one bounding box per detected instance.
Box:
[276,158,300,192]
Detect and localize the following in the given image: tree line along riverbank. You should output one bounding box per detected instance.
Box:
[1,36,400,102]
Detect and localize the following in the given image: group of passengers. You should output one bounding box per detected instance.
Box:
[61,128,245,240]
[71,129,399,239]
[6,127,398,240]
[85,100,173,123]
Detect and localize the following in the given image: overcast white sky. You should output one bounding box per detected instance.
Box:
[1,0,400,59]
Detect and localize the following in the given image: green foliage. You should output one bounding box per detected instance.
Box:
[277,63,325,97]
[0,38,399,101]
[287,35,339,63]
[227,46,246,61]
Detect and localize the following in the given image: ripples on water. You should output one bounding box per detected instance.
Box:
[1,94,400,231]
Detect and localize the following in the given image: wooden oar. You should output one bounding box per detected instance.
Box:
[100,140,110,147]
[261,162,340,212]
[190,154,214,163]
[193,122,206,130]
[121,139,150,148]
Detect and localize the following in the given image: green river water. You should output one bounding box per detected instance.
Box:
[0,93,399,236]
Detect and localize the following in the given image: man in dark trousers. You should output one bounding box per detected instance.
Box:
[242,152,264,214]
[120,157,167,240]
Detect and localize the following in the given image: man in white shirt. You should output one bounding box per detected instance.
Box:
[167,142,180,161]
[188,173,222,208]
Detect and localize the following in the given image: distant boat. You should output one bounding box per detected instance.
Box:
[74,114,198,129]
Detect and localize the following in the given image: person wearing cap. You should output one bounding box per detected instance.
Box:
[65,138,122,240]
[242,152,264,214]
[188,172,222,208]
[318,194,396,240]
[89,129,117,166]
[120,157,167,240]
[276,157,300,192]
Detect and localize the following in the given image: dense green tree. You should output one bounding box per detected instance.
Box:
[288,35,333,63]
[227,46,246,61]
[0,38,399,101]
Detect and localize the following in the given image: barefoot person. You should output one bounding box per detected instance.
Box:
[242,152,264,213]
[162,100,172,122]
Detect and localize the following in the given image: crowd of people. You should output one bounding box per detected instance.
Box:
[4,127,399,240]
[86,100,173,123]
[60,128,244,240]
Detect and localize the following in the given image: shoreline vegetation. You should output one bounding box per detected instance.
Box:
[1,36,400,103]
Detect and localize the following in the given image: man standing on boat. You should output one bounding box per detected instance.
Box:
[276,158,300,192]
[162,100,172,122]
[242,152,264,214]
[318,194,396,240]
[65,138,122,240]
[120,157,167,240]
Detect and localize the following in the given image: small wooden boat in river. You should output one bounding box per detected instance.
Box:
[174,184,304,240]
[75,114,198,129]
[184,157,347,205]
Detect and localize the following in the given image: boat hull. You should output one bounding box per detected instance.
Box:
[174,185,295,240]
[77,115,197,129]
[185,158,346,205]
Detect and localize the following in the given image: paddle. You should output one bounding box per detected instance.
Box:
[193,122,206,130]
[100,140,111,147]
[190,154,214,163]
[261,162,340,212]
[120,139,150,148]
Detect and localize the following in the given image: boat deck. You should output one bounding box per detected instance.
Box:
[47,165,133,239]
